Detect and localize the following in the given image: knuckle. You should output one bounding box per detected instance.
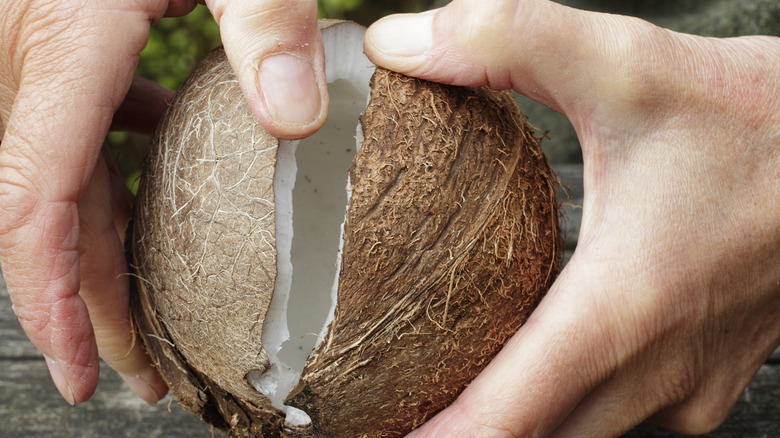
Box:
[10,2,71,54]
[646,346,699,408]
[664,399,734,436]
[654,371,739,435]
[9,269,86,353]
[0,162,39,244]
[686,407,732,435]
[13,296,53,340]
[659,367,696,407]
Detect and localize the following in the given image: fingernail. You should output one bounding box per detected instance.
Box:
[367,11,435,57]
[121,373,167,405]
[44,355,76,406]
[258,54,322,126]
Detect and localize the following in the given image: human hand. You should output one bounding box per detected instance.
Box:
[0,0,327,406]
[364,0,780,436]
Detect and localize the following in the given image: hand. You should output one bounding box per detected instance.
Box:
[364,0,780,436]
[0,0,327,405]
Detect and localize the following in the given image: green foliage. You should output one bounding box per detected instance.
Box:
[136,5,221,90]
[319,0,445,24]
[319,0,364,18]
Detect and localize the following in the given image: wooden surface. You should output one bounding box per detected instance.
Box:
[1,164,778,437]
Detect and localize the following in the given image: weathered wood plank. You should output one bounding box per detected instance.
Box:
[2,348,778,437]
[556,163,583,265]
[0,359,210,437]
[0,274,42,359]
[555,163,584,250]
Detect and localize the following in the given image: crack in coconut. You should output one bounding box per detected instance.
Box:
[248,82,366,421]
[247,22,374,425]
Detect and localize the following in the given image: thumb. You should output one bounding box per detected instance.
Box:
[364,0,634,116]
[204,0,327,140]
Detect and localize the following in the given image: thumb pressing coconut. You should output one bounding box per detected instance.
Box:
[201,0,329,139]
[365,0,780,436]
[0,0,327,408]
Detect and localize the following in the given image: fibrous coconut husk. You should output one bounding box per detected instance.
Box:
[129,22,561,438]
[286,67,561,438]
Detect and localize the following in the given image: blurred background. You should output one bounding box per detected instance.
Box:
[111,0,780,192]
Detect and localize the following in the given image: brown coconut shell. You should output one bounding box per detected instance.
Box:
[129,46,561,437]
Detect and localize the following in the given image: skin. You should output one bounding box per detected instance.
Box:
[363,0,780,436]
[0,0,327,405]
[1,0,777,435]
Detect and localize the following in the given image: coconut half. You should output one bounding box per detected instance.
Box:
[129,21,561,438]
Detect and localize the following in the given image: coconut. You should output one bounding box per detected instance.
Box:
[128,20,561,438]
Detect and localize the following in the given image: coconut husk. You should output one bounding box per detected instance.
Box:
[129,40,561,438]
[286,68,561,437]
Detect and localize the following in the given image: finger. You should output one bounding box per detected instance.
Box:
[0,90,102,405]
[203,0,327,139]
[549,290,744,438]
[648,387,745,436]
[77,147,167,404]
[548,328,690,438]
[553,249,778,438]
[552,357,743,438]
[110,76,174,136]
[0,5,153,404]
[364,0,656,117]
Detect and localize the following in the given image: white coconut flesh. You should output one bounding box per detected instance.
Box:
[245,22,374,426]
